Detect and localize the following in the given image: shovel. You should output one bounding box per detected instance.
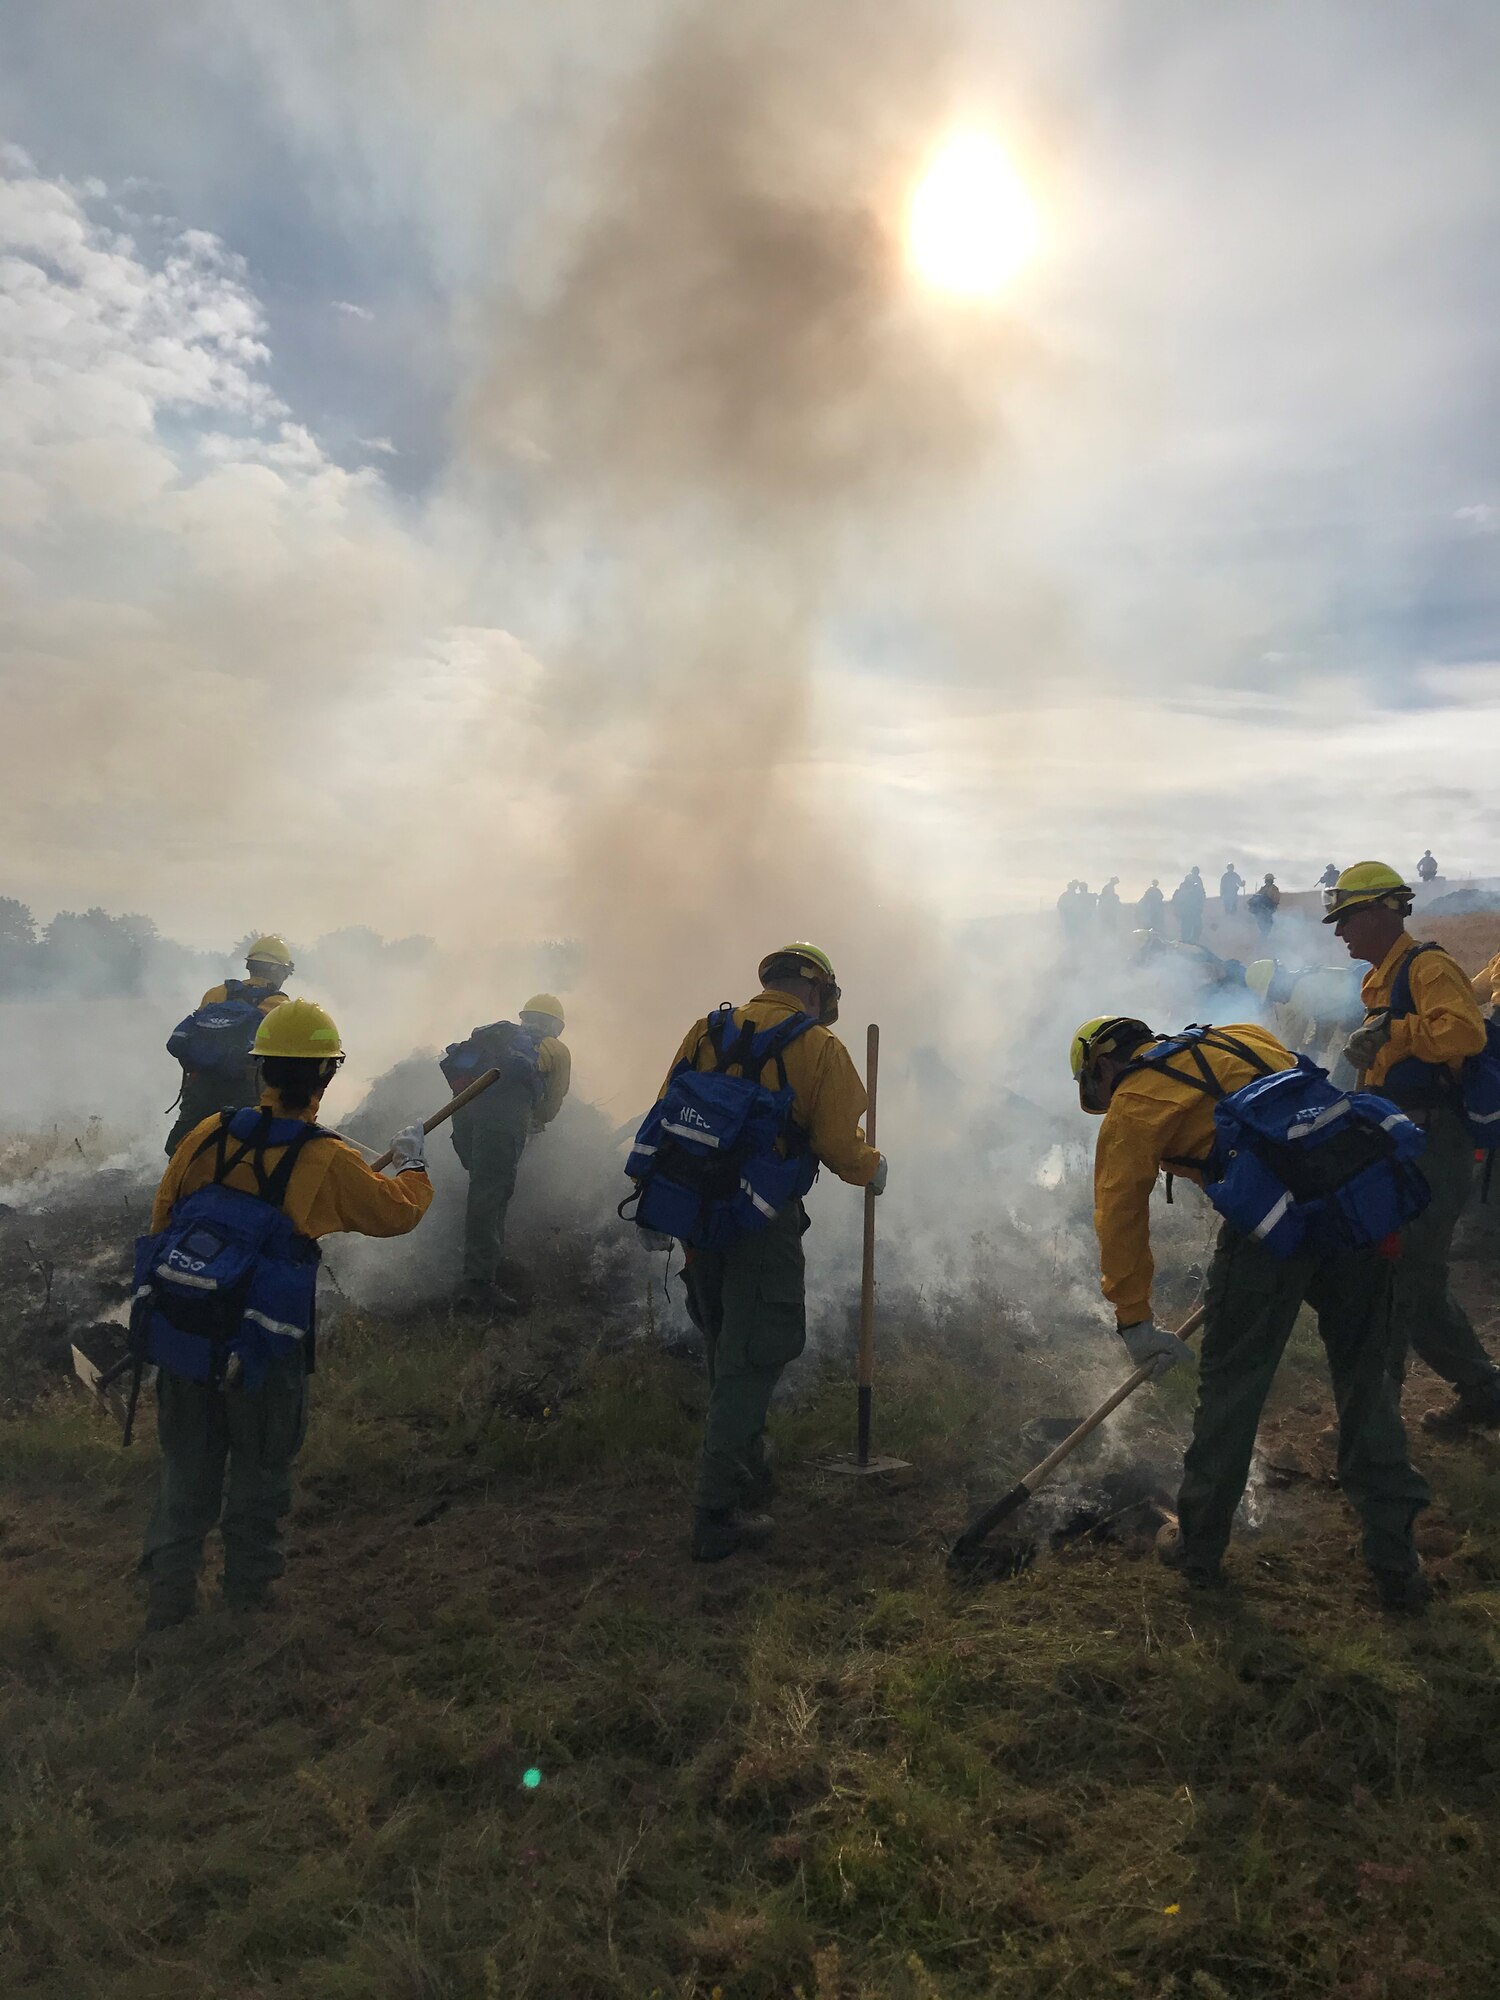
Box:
[948,1302,1206,1568]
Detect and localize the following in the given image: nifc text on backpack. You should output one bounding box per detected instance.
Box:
[440,1021,544,1101]
[166,980,271,1078]
[1129,1026,1431,1258]
[621,1006,820,1250]
[1385,943,1500,1147]
[131,1108,323,1393]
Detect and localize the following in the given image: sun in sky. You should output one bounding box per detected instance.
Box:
[905,131,1040,297]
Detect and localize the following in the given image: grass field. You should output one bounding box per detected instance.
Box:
[4,1306,1500,2000]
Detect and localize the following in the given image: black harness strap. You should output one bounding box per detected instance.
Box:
[1129,1028,1279,1198]
[191,1108,320,1211]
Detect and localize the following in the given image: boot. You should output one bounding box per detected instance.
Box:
[690,1509,774,1564]
[1419,1376,1500,1437]
[1373,1566,1433,1617]
[142,1584,198,1635]
[1154,1520,1225,1591]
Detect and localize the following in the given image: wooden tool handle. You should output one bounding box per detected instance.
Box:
[856,1024,880,1463]
[949,1302,1207,1557]
[369,1066,502,1171]
[1020,1302,1206,1493]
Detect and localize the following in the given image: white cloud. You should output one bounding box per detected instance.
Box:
[333,298,373,319]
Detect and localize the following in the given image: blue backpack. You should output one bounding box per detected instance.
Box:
[1387,943,1500,1148]
[1132,1027,1430,1259]
[622,1007,819,1249]
[440,1020,543,1100]
[167,980,269,1077]
[130,1108,323,1391]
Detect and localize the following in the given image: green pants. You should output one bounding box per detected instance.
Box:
[683,1205,807,1513]
[165,1066,256,1157]
[1395,1107,1497,1390]
[453,1086,532,1287]
[140,1357,308,1608]
[1178,1224,1428,1576]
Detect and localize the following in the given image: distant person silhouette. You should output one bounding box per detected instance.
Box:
[1418,850,1438,884]
[1220,864,1244,915]
[1172,866,1207,945]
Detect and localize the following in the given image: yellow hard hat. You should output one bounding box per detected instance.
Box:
[1245,959,1278,1000]
[1069,1015,1150,1081]
[521,993,565,1028]
[254,999,343,1061]
[1321,861,1412,925]
[758,941,837,986]
[244,933,294,970]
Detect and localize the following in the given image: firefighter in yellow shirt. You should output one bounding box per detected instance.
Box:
[139,1001,433,1631]
[1072,1014,1428,1612]
[165,934,296,1155]
[1472,950,1500,1016]
[450,996,571,1313]
[659,944,885,1563]
[1325,863,1499,1435]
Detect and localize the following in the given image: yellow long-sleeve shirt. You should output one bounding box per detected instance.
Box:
[1471,950,1500,1011]
[199,979,288,1015]
[153,1088,433,1239]
[1358,934,1486,1090]
[534,1037,571,1129]
[663,990,881,1188]
[1093,1021,1294,1328]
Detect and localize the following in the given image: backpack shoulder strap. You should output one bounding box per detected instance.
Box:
[1124,1027,1224,1101]
[258,1121,321,1211]
[1390,941,1444,1021]
[190,1111,236,1174]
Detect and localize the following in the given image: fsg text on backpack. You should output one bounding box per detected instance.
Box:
[166,980,270,1078]
[129,1109,324,1427]
[1131,1027,1431,1258]
[621,1007,819,1250]
[1386,943,1500,1149]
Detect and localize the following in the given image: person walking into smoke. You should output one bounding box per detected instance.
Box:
[1137,879,1165,934]
[445,995,571,1314]
[630,943,885,1563]
[1325,863,1500,1435]
[134,1001,433,1634]
[1172,866,1207,945]
[1246,873,1280,937]
[1069,1013,1431,1612]
[1219,864,1244,916]
[164,934,295,1156]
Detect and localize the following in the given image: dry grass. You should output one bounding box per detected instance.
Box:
[3,1309,1500,2000]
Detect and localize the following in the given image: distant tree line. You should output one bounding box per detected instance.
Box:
[0,899,584,1000]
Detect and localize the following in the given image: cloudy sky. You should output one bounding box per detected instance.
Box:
[2,0,1498,983]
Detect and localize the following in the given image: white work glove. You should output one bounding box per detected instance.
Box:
[389,1123,428,1174]
[1119,1319,1193,1380]
[869,1154,889,1196]
[1343,1016,1392,1073]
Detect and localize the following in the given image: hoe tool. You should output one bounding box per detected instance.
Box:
[948,1301,1206,1569]
[823,1024,909,1478]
